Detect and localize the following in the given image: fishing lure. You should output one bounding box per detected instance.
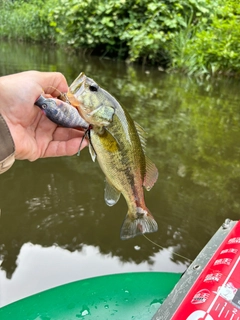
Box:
[35,95,88,129]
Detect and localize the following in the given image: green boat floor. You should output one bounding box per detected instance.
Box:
[0,272,181,320]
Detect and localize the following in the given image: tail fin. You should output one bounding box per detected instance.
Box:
[120,208,158,240]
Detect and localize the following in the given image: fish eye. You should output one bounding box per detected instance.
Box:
[42,104,47,109]
[89,84,98,92]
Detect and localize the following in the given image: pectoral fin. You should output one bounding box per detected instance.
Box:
[143,156,158,191]
[104,179,121,206]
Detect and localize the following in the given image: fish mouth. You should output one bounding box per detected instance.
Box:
[70,72,87,95]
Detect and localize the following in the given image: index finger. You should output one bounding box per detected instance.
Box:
[35,71,69,97]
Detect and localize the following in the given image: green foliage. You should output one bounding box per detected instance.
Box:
[48,0,128,57]
[1,0,240,75]
[0,0,58,42]
[49,0,215,65]
[172,0,240,76]
[120,0,212,64]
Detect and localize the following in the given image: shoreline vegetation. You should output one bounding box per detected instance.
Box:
[0,0,240,77]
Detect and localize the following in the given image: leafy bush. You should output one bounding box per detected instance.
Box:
[172,0,240,76]
[0,0,58,42]
[48,0,128,57]
[49,0,215,66]
[120,0,213,65]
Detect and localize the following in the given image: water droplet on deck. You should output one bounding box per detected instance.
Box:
[76,305,91,318]
[134,245,141,251]
[81,309,89,316]
[150,299,162,312]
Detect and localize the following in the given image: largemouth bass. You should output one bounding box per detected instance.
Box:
[35,95,88,129]
[66,73,159,240]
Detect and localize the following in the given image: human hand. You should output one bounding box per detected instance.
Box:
[0,71,88,161]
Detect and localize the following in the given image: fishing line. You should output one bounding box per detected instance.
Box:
[143,234,192,263]
[77,130,88,156]
[77,126,95,157]
[44,86,71,104]
[45,86,63,96]
[143,234,228,278]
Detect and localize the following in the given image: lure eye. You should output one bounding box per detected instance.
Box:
[89,84,98,92]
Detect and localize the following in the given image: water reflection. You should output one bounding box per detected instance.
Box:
[0,155,186,286]
[1,41,240,306]
[0,242,184,306]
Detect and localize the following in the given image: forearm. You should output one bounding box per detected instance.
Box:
[0,114,15,174]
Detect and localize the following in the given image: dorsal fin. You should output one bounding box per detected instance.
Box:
[143,156,158,191]
[134,122,158,189]
[134,121,147,151]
